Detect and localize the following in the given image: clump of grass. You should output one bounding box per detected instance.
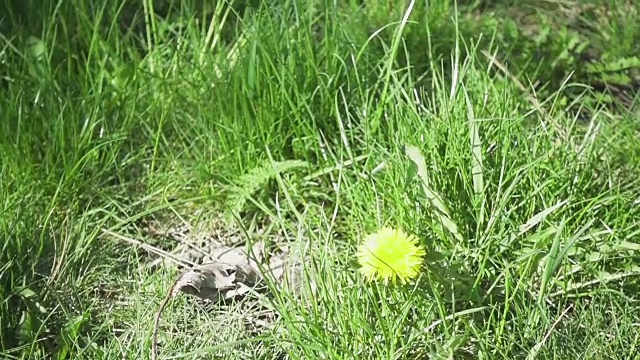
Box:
[1,0,639,359]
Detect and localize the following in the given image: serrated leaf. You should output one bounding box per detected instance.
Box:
[225,159,308,221]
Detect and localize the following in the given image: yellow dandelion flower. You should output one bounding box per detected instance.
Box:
[356,227,425,284]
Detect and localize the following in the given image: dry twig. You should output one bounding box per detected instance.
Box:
[151,276,181,360]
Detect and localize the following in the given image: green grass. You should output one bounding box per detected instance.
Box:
[1,0,640,359]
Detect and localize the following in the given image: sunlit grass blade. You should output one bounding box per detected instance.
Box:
[463,84,485,227]
[404,144,463,243]
[3,0,640,359]
[519,199,569,236]
[538,217,565,305]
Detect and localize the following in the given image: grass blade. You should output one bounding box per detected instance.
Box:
[405,144,463,242]
[463,85,485,226]
[538,217,565,304]
[519,199,569,236]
